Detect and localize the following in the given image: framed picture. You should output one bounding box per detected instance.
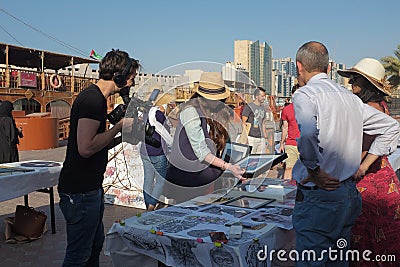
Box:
[221,142,251,164]
[228,153,287,178]
[222,195,275,209]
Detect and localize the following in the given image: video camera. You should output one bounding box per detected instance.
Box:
[107,87,161,147]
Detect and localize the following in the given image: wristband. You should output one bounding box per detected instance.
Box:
[221,162,229,171]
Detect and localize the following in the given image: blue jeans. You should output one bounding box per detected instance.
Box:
[59,188,105,267]
[293,179,362,267]
[141,154,167,208]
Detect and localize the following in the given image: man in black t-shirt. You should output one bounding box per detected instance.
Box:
[242,87,268,154]
[58,49,139,267]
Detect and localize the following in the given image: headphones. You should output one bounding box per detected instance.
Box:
[113,58,133,88]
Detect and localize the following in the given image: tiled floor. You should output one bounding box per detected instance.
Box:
[0,145,144,267]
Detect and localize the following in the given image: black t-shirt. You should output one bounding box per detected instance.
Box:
[242,102,265,138]
[58,84,108,193]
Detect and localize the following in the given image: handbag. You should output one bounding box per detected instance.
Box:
[12,205,47,239]
[236,122,251,145]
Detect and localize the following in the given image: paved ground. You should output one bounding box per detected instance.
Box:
[0,142,285,267]
[0,144,144,267]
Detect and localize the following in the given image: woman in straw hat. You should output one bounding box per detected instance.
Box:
[338,58,400,265]
[139,93,174,211]
[165,72,244,203]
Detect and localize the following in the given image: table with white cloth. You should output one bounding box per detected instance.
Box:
[105,180,296,267]
[0,160,62,234]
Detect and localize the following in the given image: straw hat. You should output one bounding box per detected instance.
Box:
[337,58,392,96]
[195,72,230,100]
[155,93,174,106]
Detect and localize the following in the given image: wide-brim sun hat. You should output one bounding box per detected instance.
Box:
[195,72,231,100]
[337,58,392,96]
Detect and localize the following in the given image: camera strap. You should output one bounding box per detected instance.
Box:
[148,107,173,145]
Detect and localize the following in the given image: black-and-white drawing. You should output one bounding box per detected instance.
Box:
[245,241,268,267]
[210,246,238,267]
[155,210,189,218]
[187,229,217,238]
[185,215,230,225]
[137,213,174,225]
[157,219,198,233]
[122,231,162,252]
[165,238,204,267]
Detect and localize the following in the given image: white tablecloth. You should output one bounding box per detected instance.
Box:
[105,190,296,267]
[0,160,62,202]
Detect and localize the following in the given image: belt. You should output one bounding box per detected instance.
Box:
[297,177,354,191]
[297,183,318,190]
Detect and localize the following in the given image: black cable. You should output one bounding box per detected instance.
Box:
[0,7,88,58]
[0,24,24,46]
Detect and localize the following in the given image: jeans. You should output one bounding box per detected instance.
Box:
[59,188,105,267]
[141,154,167,208]
[293,179,362,267]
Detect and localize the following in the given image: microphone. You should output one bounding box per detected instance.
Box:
[119,86,131,105]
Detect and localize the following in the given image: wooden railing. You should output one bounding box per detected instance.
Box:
[59,118,70,140]
[0,66,96,94]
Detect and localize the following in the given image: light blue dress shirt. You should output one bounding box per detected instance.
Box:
[292,73,400,186]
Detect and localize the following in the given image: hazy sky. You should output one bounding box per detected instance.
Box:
[0,0,399,73]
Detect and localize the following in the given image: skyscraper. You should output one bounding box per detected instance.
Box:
[234,40,272,94]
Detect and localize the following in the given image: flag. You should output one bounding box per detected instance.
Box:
[90,49,102,60]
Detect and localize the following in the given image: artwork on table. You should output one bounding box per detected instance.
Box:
[210,246,237,267]
[137,213,175,226]
[185,215,230,225]
[187,229,218,238]
[164,239,204,267]
[199,205,254,218]
[222,196,275,210]
[103,142,146,209]
[121,228,164,262]
[157,218,199,233]
[244,240,268,267]
[249,208,293,230]
[155,209,189,218]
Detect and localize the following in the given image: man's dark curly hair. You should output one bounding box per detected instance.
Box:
[98,49,139,80]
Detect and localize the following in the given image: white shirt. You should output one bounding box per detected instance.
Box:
[293,73,400,186]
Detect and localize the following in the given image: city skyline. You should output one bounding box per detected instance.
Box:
[0,1,399,74]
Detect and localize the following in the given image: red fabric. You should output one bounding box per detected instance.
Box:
[280,103,300,146]
[350,156,400,266]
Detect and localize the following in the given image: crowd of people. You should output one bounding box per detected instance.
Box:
[1,42,396,266]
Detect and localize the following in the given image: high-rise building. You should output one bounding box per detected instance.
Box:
[272,58,297,98]
[234,40,252,72]
[260,41,272,94]
[234,40,273,94]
